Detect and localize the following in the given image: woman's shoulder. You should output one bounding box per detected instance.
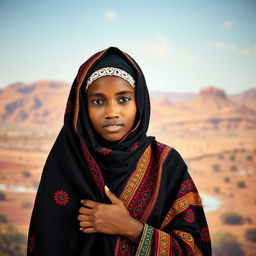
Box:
[152,139,186,165]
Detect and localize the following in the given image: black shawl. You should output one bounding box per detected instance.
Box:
[27,47,211,255]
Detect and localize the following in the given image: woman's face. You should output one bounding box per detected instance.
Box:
[87,76,137,142]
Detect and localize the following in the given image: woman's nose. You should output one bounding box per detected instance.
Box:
[105,103,119,119]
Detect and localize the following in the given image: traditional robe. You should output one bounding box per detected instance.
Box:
[27,47,211,255]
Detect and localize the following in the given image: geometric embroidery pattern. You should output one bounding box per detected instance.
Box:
[154,229,171,256]
[161,192,202,229]
[135,224,154,256]
[173,230,203,256]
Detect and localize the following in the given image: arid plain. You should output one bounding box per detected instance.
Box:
[0,81,255,255]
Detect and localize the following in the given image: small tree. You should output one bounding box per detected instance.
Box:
[0,214,7,223]
[245,228,256,243]
[212,164,220,172]
[32,179,39,189]
[247,155,253,161]
[22,169,31,178]
[0,223,27,256]
[221,212,244,225]
[212,232,244,256]
[236,181,246,188]
[224,177,230,183]
[0,191,6,200]
[230,165,237,171]
[20,200,32,209]
[230,154,236,161]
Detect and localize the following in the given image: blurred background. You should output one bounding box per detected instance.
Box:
[0,0,255,255]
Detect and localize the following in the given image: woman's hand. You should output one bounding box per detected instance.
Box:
[78,186,143,244]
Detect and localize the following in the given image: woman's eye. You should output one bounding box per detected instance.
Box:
[92,99,104,105]
[119,96,131,103]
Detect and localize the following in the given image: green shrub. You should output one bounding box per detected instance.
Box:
[20,200,32,209]
[224,177,230,183]
[243,217,252,224]
[247,155,253,161]
[236,181,246,188]
[213,186,220,193]
[32,179,39,189]
[212,164,220,172]
[245,228,256,243]
[0,214,8,223]
[221,212,243,225]
[230,165,237,171]
[0,223,26,256]
[0,191,6,200]
[212,232,244,256]
[22,169,31,178]
[230,154,236,161]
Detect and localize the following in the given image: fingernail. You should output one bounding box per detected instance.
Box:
[80,200,84,203]
[105,185,109,191]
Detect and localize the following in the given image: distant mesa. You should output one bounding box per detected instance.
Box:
[189,86,235,112]
[0,81,255,131]
[0,80,70,126]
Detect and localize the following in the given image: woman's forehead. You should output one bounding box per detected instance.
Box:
[87,76,135,95]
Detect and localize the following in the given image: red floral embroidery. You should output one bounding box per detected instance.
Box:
[130,141,138,151]
[28,235,35,253]
[53,190,69,205]
[98,147,112,155]
[184,208,195,223]
[65,100,72,114]
[200,226,210,242]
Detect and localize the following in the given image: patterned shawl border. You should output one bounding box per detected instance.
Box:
[140,144,172,223]
[172,230,203,256]
[81,143,105,197]
[120,145,152,207]
[73,49,107,132]
[154,229,171,256]
[135,224,154,256]
[160,192,202,229]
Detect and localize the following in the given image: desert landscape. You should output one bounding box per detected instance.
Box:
[0,80,255,255]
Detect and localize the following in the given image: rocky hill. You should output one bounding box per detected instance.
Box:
[0,81,255,131]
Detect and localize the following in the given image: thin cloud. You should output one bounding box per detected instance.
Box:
[141,34,172,58]
[223,21,233,29]
[241,46,256,56]
[206,41,237,51]
[104,11,116,21]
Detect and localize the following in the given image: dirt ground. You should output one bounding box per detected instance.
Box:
[0,127,256,255]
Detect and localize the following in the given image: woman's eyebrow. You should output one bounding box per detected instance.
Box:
[115,91,134,95]
[88,91,134,97]
[87,93,104,97]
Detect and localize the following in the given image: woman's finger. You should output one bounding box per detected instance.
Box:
[79,206,94,215]
[77,214,93,222]
[104,186,121,204]
[79,221,93,228]
[80,227,97,233]
[81,199,98,208]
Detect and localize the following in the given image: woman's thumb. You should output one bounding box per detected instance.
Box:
[104,185,120,204]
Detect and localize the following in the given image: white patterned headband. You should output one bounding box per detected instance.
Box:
[86,67,135,90]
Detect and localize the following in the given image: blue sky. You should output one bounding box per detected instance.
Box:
[0,0,255,93]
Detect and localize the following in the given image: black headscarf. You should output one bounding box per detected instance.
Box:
[27,47,154,255]
[27,47,211,256]
[75,47,153,195]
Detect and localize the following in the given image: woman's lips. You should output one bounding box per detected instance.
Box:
[102,124,124,133]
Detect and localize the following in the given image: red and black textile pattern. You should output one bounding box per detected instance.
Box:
[27,47,211,255]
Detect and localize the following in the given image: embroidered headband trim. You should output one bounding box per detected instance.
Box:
[86,67,135,90]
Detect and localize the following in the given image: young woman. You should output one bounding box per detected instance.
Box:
[27,47,211,255]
